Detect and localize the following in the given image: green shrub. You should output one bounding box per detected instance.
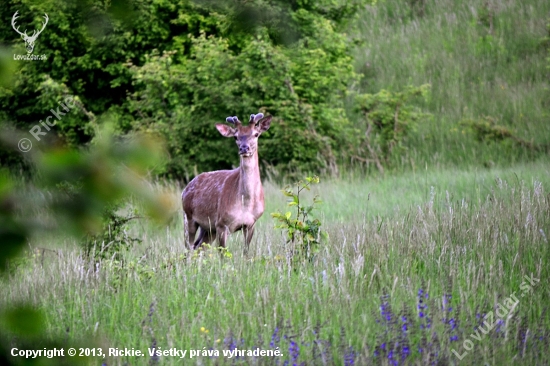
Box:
[83,203,142,260]
[0,0,366,179]
[271,176,327,263]
[128,33,356,177]
[127,1,361,178]
[459,116,543,153]
[353,84,431,174]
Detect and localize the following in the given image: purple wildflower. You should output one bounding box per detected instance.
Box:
[149,339,159,365]
[289,340,299,364]
[418,288,431,329]
[448,316,458,341]
[400,313,411,361]
[388,349,398,366]
[495,318,504,337]
[148,302,155,319]
[402,344,410,358]
[344,346,356,366]
[313,339,330,363]
[270,327,280,347]
[312,324,329,362]
[225,334,237,351]
[380,294,392,323]
[442,292,458,342]
[418,289,426,319]
[417,288,432,356]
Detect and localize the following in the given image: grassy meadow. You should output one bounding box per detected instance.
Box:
[3,161,550,365]
[2,0,550,365]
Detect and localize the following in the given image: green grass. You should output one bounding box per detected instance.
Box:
[3,1,550,364]
[350,0,550,170]
[2,161,549,365]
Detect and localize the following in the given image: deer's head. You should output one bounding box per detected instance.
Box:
[11,11,49,54]
[216,113,272,157]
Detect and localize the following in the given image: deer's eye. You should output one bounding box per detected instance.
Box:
[254,133,259,137]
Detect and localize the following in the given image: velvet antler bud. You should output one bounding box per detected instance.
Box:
[225,116,241,126]
[253,113,264,124]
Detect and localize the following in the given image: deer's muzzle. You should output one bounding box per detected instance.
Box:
[239,145,250,155]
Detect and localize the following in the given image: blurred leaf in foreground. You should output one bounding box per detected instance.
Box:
[0,171,29,272]
[0,46,17,89]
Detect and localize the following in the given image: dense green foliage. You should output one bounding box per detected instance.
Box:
[2,0,548,178]
[1,0,366,178]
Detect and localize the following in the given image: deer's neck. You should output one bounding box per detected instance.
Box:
[238,152,262,202]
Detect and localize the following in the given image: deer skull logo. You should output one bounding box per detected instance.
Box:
[11,11,49,54]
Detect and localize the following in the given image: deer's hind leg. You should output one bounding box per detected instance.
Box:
[186,217,199,249]
[193,226,216,249]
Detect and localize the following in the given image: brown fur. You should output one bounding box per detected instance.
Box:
[182,114,272,253]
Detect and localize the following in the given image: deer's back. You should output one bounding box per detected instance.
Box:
[182,169,239,226]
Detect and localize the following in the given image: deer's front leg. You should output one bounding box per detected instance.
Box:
[243,225,255,256]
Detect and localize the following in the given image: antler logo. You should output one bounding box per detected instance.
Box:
[11,11,49,54]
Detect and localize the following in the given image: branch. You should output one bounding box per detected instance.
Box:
[284,79,296,96]
[65,94,96,122]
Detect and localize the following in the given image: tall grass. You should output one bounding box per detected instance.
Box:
[2,162,549,365]
[351,0,550,170]
[3,1,550,364]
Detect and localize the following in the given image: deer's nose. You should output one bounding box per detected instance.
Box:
[239,145,250,154]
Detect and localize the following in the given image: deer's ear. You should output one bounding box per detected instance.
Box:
[255,115,272,134]
[216,124,236,137]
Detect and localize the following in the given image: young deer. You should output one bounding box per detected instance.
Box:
[182,113,272,253]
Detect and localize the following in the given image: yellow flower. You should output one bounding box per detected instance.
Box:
[200,327,209,334]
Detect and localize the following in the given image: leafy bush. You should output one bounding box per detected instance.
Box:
[353,84,431,174]
[54,180,142,260]
[83,203,142,260]
[127,1,361,178]
[128,34,354,177]
[271,176,327,263]
[0,0,366,179]
[459,116,544,152]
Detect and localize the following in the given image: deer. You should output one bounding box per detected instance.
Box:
[182,113,272,254]
[11,11,49,54]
